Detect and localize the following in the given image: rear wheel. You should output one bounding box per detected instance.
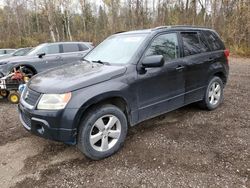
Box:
[0,90,9,98]
[77,104,128,160]
[199,76,224,110]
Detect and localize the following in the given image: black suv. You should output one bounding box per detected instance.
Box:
[0,42,93,77]
[18,26,229,160]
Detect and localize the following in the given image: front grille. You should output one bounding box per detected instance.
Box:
[23,87,41,106]
[21,111,31,128]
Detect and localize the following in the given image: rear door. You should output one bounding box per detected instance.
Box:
[179,31,212,104]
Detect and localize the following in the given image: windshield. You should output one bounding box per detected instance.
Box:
[84,34,147,64]
[12,48,32,56]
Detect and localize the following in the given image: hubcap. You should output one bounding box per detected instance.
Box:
[11,95,18,103]
[208,82,221,106]
[89,115,121,152]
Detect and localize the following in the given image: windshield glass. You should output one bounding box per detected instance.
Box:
[85,34,147,64]
[27,44,47,56]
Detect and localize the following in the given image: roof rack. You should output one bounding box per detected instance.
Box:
[152,26,171,30]
[171,25,210,29]
[114,31,126,34]
[153,25,210,30]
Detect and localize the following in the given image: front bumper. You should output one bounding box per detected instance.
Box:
[18,103,78,144]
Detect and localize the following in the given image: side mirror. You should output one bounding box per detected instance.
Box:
[37,52,46,58]
[142,55,164,68]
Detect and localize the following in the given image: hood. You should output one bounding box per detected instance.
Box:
[0,55,36,65]
[28,62,127,93]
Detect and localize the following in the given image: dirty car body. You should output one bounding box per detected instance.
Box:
[18,26,229,159]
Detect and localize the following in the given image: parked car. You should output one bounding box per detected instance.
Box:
[0,47,32,60]
[18,26,229,160]
[0,49,16,57]
[0,42,93,78]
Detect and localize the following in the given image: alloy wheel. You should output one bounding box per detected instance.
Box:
[89,115,121,152]
[208,81,221,106]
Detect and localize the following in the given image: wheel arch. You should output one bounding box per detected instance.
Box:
[12,64,37,75]
[74,94,131,131]
[213,71,227,85]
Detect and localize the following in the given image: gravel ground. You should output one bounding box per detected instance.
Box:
[0,57,249,188]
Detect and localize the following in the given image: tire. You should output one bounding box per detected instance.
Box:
[0,90,10,98]
[199,76,224,110]
[77,104,128,160]
[8,92,20,104]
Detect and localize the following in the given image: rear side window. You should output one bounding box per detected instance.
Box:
[63,44,79,53]
[181,32,210,56]
[203,30,224,51]
[145,33,179,61]
[0,50,4,54]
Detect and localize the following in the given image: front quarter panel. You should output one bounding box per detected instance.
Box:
[66,68,138,128]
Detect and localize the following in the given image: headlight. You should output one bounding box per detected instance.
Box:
[37,93,71,110]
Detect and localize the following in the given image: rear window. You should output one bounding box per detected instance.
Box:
[63,44,79,53]
[203,30,224,51]
[181,32,210,56]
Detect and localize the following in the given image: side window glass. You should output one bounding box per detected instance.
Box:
[181,32,202,56]
[63,44,79,53]
[47,45,60,54]
[203,31,223,51]
[145,33,178,61]
[0,50,4,54]
[198,32,210,52]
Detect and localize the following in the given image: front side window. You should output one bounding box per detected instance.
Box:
[63,44,79,53]
[85,34,147,64]
[27,44,60,55]
[0,50,4,55]
[181,32,209,56]
[145,33,178,60]
[46,45,60,54]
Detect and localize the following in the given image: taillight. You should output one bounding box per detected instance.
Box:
[224,49,230,64]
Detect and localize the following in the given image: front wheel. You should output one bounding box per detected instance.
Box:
[199,76,224,110]
[77,104,128,160]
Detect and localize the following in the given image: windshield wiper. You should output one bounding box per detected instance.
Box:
[92,60,110,65]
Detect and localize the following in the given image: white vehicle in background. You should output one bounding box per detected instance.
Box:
[0,49,16,57]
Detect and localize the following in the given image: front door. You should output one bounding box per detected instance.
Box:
[136,32,185,121]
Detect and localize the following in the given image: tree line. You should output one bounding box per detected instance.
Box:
[0,0,249,56]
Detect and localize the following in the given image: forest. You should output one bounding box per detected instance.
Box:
[0,0,249,56]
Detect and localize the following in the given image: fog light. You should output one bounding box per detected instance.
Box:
[37,125,45,135]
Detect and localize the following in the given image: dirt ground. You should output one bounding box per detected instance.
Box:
[0,57,249,188]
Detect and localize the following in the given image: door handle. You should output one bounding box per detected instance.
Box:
[175,65,185,71]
